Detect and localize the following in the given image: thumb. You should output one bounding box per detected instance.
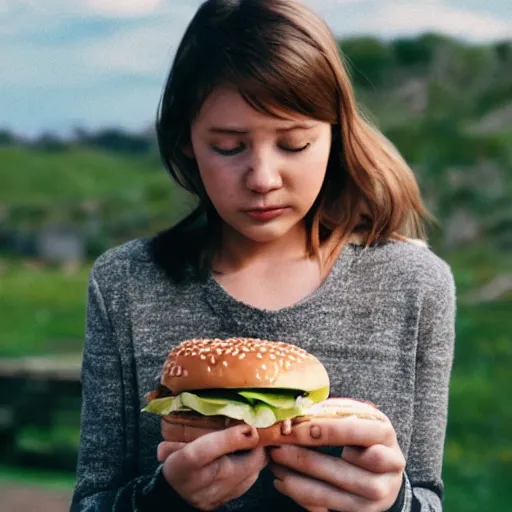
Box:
[157,441,186,462]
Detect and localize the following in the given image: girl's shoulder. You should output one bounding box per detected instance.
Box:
[93,236,152,266]
[350,237,454,295]
[89,236,158,287]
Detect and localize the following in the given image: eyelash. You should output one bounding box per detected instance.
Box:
[213,143,310,156]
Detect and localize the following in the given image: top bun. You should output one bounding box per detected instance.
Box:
[161,337,329,394]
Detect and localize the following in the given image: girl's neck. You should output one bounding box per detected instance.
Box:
[213,222,309,274]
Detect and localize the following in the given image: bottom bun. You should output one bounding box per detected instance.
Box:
[161,398,386,446]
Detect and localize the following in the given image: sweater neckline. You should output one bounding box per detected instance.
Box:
[202,243,360,318]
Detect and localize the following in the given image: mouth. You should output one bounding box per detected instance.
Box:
[244,207,289,220]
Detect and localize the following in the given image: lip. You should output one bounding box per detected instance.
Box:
[244,207,289,220]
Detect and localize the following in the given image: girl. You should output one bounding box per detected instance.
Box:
[71,0,455,511]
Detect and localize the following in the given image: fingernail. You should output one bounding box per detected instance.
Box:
[310,425,321,439]
[242,426,254,437]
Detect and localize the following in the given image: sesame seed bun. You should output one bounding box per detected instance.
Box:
[160,337,329,394]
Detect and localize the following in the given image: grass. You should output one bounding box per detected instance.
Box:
[0,465,75,490]
[444,300,512,510]
[0,259,90,356]
[0,147,168,205]
[440,248,512,509]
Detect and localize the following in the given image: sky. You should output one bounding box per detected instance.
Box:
[2,0,511,137]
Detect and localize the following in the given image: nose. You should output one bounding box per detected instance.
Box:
[244,149,283,194]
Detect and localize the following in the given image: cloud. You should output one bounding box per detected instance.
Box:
[81,4,198,77]
[2,0,511,135]
[83,23,181,77]
[350,0,512,41]
[84,0,164,18]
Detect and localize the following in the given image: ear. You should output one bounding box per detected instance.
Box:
[182,142,195,159]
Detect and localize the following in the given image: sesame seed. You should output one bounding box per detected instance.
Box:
[207,366,212,373]
[256,353,263,359]
[183,369,188,377]
[232,350,239,356]
[269,354,276,360]
[222,361,228,367]
[210,356,216,365]
[175,366,182,377]
[285,361,291,369]
[239,353,246,360]
[262,364,267,370]
[260,347,267,353]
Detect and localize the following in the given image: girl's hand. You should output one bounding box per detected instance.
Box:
[268,415,405,512]
[158,424,268,511]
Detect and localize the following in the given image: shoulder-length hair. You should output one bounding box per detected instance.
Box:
[152,0,430,282]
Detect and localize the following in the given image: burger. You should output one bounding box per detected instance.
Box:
[143,337,384,445]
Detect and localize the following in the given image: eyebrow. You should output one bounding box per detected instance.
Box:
[208,123,317,135]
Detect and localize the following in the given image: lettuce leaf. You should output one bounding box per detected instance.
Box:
[141,395,187,415]
[237,391,297,409]
[181,392,277,428]
[142,386,330,427]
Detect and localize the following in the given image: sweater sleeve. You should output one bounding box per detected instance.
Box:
[403,260,457,511]
[70,271,196,511]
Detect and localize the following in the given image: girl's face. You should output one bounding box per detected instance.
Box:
[189,86,332,244]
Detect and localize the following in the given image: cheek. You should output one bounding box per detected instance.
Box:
[291,151,329,197]
[196,153,238,197]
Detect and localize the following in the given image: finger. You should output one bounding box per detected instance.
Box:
[291,416,396,448]
[161,420,221,443]
[157,441,186,462]
[198,449,268,508]
[177,424,259,470]
[272,465,371,512]
[342,445,405,474]
[269,445,397,501]
[269,462,292,481]
[206,446,268,483]
[215,462,263,503]
[198,468,262,511]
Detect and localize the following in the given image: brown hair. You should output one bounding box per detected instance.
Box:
[154,0,430,279]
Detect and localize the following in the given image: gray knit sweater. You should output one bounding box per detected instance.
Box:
[71,237,456,511]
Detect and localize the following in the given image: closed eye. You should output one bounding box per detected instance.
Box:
[281,143,310,153]
[212,144,245,156]
[212,142,310,156]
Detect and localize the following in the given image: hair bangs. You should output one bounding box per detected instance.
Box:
[212,35,338,124]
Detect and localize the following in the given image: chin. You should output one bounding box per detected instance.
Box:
[231,219,305,244]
